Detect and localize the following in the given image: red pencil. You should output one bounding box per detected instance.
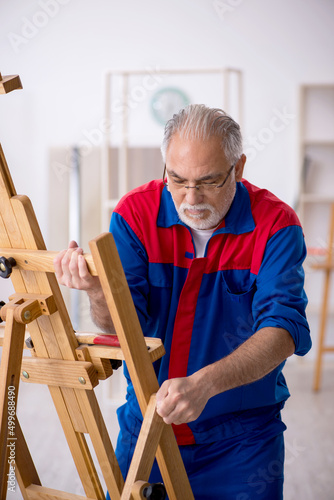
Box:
[75,333,120,347]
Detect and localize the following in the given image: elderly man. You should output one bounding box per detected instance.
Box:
[54,104,311,499]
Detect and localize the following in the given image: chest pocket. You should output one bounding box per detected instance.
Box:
[222,269,256,297]
[220,270,257,349]
[148,262,173,288]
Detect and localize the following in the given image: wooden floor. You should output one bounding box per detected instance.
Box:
[3,356,334,500]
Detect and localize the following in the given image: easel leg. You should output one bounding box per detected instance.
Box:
[76,388,124,498]
[313,269,331,391]
[121,395,164,500]
[156,427,194,500]
[90,233,194,499]
[9,416,41,500]
[0,308,26,499]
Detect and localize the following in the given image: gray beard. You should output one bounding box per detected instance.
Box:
[171,184,236,230]
[177,203,223,230]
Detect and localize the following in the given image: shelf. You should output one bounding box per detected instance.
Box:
[312,261,334,271]
[300,194,334,203]
[302,140,334,147]
[302,83,334,89]
[306,305,334,315]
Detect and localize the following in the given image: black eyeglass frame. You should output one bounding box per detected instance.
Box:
[162,163,236,191]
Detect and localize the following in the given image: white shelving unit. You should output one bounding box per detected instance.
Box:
[298,84,334,294]
[298,84,334,368]
[298,85,334,229]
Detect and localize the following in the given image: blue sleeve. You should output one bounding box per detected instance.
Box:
[252,225,311,356]
[109,211,150,334]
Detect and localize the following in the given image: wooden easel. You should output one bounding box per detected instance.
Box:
[312,203,334,391]
[0,73,194,499]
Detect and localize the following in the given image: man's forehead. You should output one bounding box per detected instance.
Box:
[168,132,222,149]
[166,134,227,169]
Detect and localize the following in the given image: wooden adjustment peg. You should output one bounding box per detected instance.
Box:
[0,301,5,323]
[0,73,23,94]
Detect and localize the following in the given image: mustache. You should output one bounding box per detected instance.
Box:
[179,203,214,214]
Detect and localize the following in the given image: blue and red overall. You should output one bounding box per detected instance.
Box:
[109,179,311,499]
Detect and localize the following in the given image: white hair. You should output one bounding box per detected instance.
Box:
[161,104,243,164]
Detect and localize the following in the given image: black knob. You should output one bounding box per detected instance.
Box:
[110,359,122,370]
[25,337,35,349]
[0,257,17,279]
[0,300,5,323]
[143,483,166,500]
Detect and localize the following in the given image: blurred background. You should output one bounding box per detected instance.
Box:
[0,0,334,498]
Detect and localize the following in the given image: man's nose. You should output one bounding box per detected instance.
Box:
[184,186,204,205]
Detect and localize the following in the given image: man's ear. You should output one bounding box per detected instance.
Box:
[235,154,246,182]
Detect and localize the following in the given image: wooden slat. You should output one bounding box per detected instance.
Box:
[155,427,195,500]
[20,358,99,390]
[0,309,26,499]
[90,233,194,500]
[0,74,23,94]
[47,386,104,499]
[25,484,97,500]
[0,248,97,276]
[0,143,16,196]
[10,417,41,494]
[89,233,160,411]
[121,395,164,500]
[76,389,124,499]
[75,335,165,363]
[0,171,51,358]
[60,387,88,434]
[78,343,165,364]
[10,196,78,359]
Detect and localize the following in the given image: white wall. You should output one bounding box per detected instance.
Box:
[1,1,334,335]
[1,0,334,234]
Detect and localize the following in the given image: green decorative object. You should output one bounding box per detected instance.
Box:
[150,87,190,126]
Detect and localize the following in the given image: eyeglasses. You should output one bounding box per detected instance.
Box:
[162,163,235,194]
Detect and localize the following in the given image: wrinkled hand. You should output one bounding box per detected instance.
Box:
[53,240,100,292]
[156,375,209,425]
